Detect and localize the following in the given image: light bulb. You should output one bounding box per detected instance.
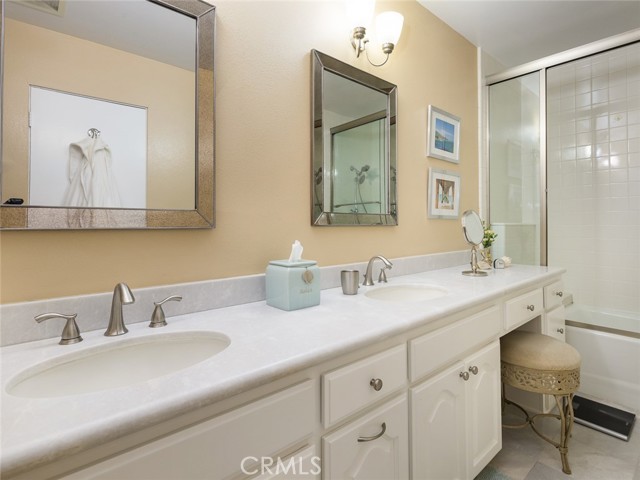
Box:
[375,11,404,46]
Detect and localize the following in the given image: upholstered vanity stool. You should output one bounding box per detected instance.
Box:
[500,331,581,474]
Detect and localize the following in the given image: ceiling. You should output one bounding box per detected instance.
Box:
[6,0,197,71]
[418,1,640,72]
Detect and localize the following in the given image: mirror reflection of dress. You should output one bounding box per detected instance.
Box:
[63,134,121,208]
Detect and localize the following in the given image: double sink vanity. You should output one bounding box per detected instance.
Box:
[1,263,566,480]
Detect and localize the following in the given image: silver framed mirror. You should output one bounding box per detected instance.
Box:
[0,0,215,230]
[311,50,397,226]
[461,210,487,277]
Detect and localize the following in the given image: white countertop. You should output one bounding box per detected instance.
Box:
[0,265,564,476]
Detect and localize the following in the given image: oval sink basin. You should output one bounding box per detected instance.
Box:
[7,332,230,398]
[364,284,448,302]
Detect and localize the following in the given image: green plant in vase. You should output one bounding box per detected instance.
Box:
[481,222,498,264]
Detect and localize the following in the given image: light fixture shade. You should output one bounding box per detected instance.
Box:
[375,11,404,46]
[346,0,376,29]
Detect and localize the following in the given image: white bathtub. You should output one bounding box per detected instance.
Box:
[565,304,640,413]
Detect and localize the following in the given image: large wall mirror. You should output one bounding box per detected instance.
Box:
[311,50,397,226]
[0,0,215,229]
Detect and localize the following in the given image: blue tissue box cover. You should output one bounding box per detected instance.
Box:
[266,260,321,311]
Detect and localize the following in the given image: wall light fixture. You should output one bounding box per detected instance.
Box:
[347,0,403,67]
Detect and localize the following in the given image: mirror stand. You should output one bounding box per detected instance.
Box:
[461,210,489,277]
[462,245,488,277]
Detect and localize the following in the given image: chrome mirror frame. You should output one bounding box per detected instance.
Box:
[0,0,215,230]
[311,50,397,226]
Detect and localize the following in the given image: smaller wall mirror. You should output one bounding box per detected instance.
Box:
[311,50,397,226]
[461,210,488,277]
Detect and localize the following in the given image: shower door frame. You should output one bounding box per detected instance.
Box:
[483,29,640,266]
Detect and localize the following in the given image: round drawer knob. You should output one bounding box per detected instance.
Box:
[526,304,535,312]
[555,291,564,297]
[557,328,564,334]
[459,371,470,381]
[469,365,479,375]
[370,378,383,391]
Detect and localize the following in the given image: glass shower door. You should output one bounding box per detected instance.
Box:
[331,119,385,216]
[488,72,543,265]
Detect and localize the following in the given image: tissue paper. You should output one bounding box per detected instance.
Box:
[288,240,303,263]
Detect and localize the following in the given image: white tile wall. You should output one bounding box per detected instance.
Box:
[547,42,640,313]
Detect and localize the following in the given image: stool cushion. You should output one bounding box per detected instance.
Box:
[501,331,581,371]
[501,331,581,395]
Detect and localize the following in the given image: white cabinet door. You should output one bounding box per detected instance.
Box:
[322,394,408,480]
[411,341,501,480]
[410,362,467,480]
[465,341,501,479]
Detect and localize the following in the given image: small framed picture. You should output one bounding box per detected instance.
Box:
[427,105,460,163]
[428,168,460,219]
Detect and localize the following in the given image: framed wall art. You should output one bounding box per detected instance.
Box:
[427,105,460,163]
[428,168,460,219]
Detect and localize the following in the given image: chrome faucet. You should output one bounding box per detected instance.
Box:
[105,283,135,336]
[363,255,393,286]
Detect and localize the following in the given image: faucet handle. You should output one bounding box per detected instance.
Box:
[149,295,182,328]
[378,267,389,283]
[35,313,83,345]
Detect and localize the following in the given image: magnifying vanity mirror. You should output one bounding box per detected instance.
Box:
[461,210,488,277]
[0,0,215,230]
[311,50,397,226]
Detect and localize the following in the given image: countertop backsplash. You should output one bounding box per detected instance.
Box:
[0,250,468,347]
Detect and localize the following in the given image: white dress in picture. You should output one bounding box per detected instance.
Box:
[63,135,122,208]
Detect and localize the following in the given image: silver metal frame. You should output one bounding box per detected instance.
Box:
[311,50,398,226]
[539,70,547,266]
[484,29,640,266]
[0,0,216,230]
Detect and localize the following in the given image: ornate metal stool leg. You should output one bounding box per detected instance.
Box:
[555,393,575,475]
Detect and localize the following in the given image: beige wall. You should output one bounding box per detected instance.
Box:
[2,18,195,210]
[0,0,478,304]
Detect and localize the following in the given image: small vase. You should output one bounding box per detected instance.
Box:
[480,247,492,265]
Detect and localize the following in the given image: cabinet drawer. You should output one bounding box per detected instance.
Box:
[409,306,501,382]
[66,381,315,480]
[544,280,565,310]
[322,394,409,480]
[505,288,543,331]
[546,305,566,341]
[322,344,407,428]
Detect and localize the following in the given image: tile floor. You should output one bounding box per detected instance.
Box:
[484,408,640,480]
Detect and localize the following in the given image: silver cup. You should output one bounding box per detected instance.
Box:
[341,270,360,295]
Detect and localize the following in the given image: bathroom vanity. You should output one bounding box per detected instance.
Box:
[0,265,565,479]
